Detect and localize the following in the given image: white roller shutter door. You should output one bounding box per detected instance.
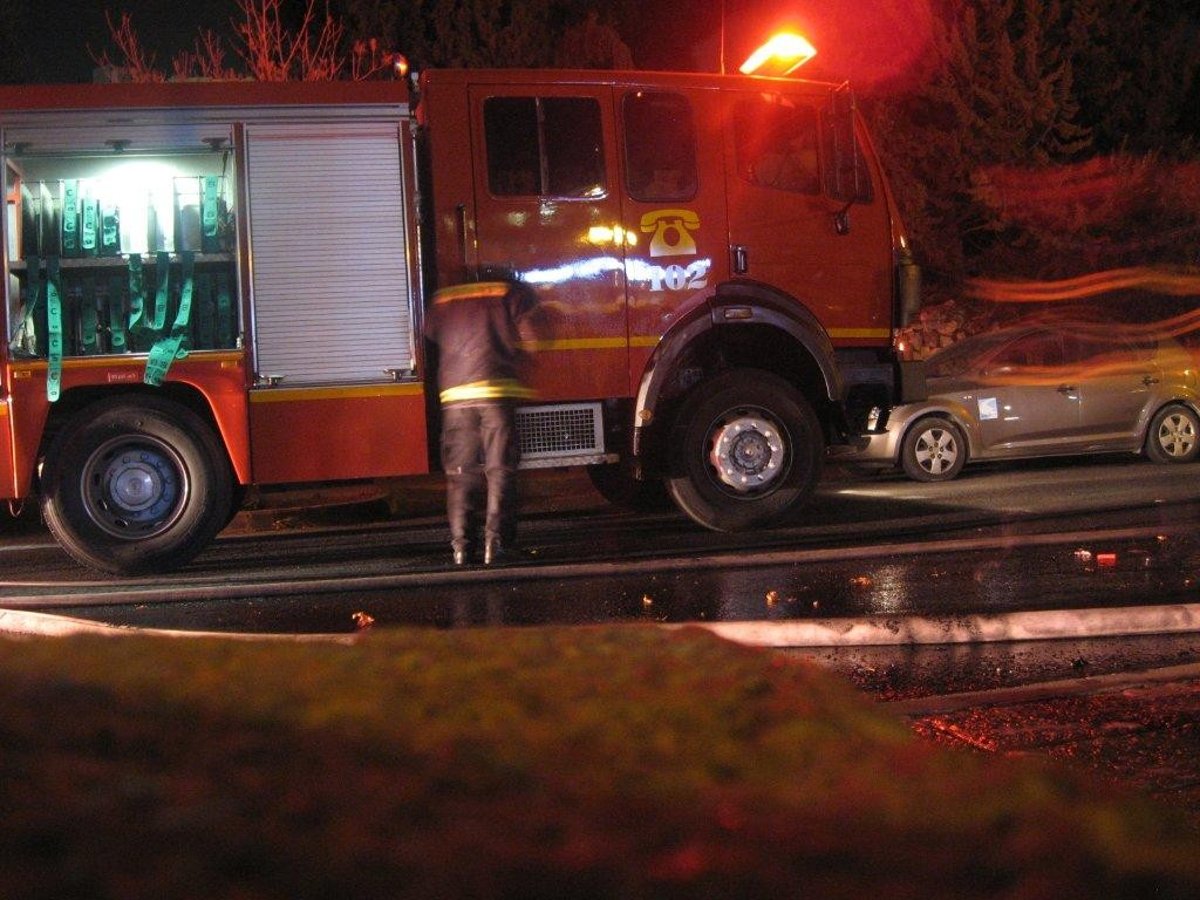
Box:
[246,123,414,384]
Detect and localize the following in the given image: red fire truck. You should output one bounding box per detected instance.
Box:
[0,67,921,573]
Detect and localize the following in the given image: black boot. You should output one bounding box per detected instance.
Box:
[483,536,506,566]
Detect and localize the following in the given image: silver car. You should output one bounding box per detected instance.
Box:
[847,320,1200,481]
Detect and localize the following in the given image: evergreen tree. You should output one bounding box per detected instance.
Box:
[866,0,1092,282]
[1069,0,1200,155]
[339,0,633,70]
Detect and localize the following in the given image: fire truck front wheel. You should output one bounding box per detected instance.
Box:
[666,369,822,532]
[39,397,234,575]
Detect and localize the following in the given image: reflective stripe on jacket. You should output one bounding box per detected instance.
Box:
[425,280,534,407]
[439,379,536,404]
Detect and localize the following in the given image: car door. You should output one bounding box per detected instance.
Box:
[1069,331,1159,449]
[972,329,1083,454]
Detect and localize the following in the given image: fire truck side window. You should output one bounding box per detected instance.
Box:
[734,98,821,195]
[484,96,605,199]
[622,92,698,202]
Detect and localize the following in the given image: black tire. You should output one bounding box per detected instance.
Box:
[39,396,234,574]
[901,416,967,482]
[1145,403,1200,464]
[665,369,822,532]
[586,461,670,511]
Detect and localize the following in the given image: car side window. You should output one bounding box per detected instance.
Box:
[484,96,606,199]
[991,332,1064,372]
[1066,332,1150,374]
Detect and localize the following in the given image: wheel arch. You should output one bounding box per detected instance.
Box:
[889,402,980,463]
[1142,397,1200,462]
[1142,395,1200,436]
[36,384,241,491]
[633,279,843,471]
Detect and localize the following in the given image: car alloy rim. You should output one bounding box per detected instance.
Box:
[914,426,959,475]
[1158,412,1197,458]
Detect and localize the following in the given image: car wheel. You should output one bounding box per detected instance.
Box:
[901,416,966,482]
[39,396,234,574]
[1145,403,1200,463]
[665,369,822,532]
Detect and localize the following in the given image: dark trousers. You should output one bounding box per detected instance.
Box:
[441,402,519,551]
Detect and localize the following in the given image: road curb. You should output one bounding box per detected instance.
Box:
[683,603,1200,648]
[890,660,1200,717]
[4,602,1200,648]
[0,608,358,643]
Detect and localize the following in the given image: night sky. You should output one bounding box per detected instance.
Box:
[22,0,242,83]
[19,0,910,84]
[15,0,1200,94]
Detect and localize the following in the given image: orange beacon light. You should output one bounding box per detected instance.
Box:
[739,33,818,76]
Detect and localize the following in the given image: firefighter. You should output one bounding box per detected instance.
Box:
[425,279,534,565]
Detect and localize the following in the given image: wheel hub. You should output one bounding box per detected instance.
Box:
[710,415,785,491]
[108,455,165,513]
[85,441,183,537]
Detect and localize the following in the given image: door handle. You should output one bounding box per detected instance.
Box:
[1143,375,1160,386]
[732,245,749,275]
[1057,385,1077,395]
[454,203,469,278]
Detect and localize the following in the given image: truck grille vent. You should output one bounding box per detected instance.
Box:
[517,403,604,460]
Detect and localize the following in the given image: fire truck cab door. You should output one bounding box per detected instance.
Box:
[468,85,628,400]
[617,87,729,393]
[722,88,893,347]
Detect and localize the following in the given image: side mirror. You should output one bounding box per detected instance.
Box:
[824,83,871,204]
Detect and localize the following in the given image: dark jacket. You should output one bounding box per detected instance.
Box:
[425,281,534,405]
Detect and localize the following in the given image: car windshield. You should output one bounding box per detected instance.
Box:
[925,330,1023,378]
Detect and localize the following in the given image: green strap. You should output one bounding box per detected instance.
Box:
[108,276,127,353]
[100,203,121,256]
[80,195,98,256]
[151,250,170,331]
[174,251,195,348]
[128,251,169,353]
[61,181,79,256]
[127,254,145,336]
[46,257,62,402]
[144,251,194,386]
[201,175,220,252]
[22,255,43,356]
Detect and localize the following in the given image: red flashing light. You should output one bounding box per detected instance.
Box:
[739,33,817,77]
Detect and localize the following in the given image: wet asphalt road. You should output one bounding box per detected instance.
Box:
[2,455,1198,638]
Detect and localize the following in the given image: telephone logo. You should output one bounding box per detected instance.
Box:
[640,208,699,258]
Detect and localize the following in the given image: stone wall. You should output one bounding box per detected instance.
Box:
[895,298,1013,360]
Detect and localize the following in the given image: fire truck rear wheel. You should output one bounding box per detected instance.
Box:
[39,396,234,575]
[666,369,822,532]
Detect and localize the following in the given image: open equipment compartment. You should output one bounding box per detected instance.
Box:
[5,129,239,367]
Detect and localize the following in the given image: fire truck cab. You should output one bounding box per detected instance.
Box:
[0,70,919,573]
